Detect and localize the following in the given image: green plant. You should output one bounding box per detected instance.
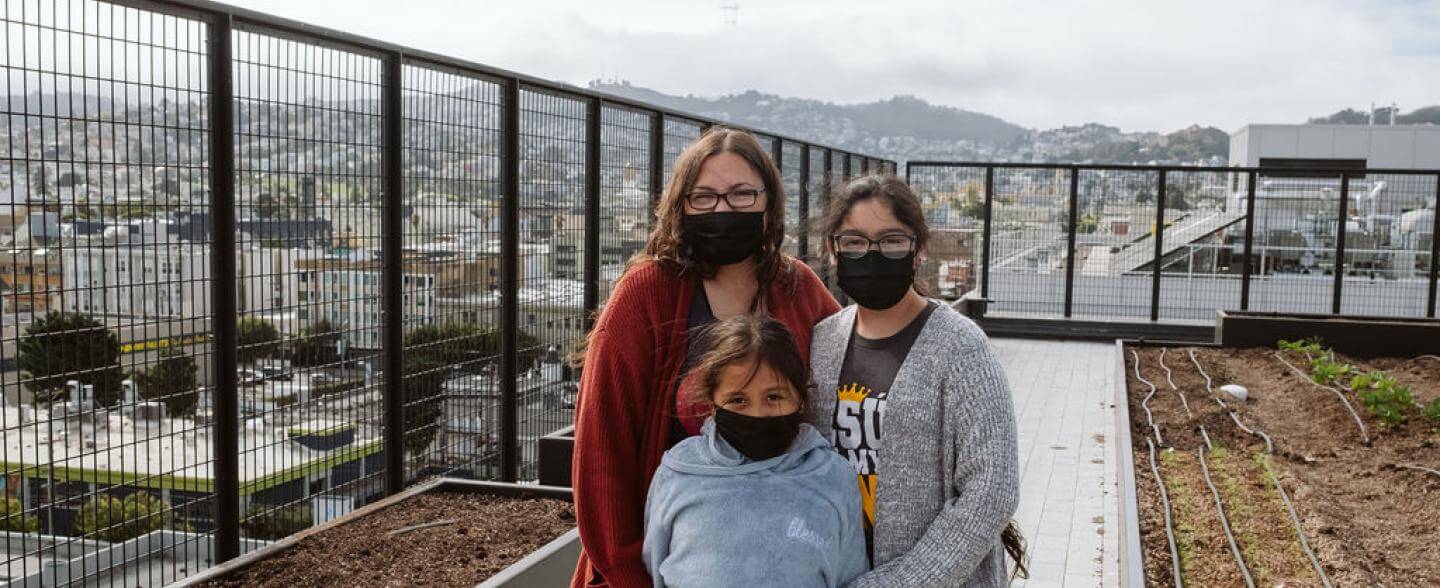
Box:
[1277,338,1323,355]
[241,504,312,540]
[1351,371,1413,427]
[18,311,125,406]
[1422,398,1440,432]
[74,493,170,542]
[290,320,342,367]
[0,497,39,532]
[237,317,281,366]
[133,347,199,415]
[1308,353,1352,385]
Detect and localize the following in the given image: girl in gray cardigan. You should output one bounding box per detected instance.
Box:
[810,175,1025,587]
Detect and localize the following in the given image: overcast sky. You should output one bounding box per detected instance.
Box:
[227,0,1440,133]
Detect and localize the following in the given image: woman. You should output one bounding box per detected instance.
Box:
[809,175,1024,587]
[642,314,866,587]
[572,127,841,588]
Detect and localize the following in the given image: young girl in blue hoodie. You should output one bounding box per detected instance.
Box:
[642,314,868,588]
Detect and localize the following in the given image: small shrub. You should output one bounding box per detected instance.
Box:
[242,504,312,541]
[0,497,39,532]
[1308,352,1352,385]
[1423,398,1440,432]
[75,493,170,542]
[1277,338,1324,354]
[1352,371,1413,428]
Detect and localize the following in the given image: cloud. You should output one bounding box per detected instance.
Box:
[225,0,1440,132]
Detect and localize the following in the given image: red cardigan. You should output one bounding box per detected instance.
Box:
[570,258,841,588]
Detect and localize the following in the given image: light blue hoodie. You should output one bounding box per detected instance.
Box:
[643,419,869,588]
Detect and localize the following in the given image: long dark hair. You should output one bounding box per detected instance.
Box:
[825,173,1029,579]
[630,125,793,291]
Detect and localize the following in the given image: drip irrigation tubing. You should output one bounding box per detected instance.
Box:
[1147,437,1185,588]
[1196,426,1256,588]
[1273,352,1371,446]
[1189,350,1333,588]
[1132,349,1165,447]
[1393,463,1440,480]
[1187,350,1271,453]
[1158,348,1194,417]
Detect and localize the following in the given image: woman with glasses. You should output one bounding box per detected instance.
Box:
[808,175,1026,587]
[571,127,841,588]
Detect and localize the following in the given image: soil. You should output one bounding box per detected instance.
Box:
[1125,346,1440,587]
[199,492,575,587]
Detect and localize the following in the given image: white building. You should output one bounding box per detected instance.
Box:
[60,228,211,319]
[296,256,437,350]
[1230,124,1440,169]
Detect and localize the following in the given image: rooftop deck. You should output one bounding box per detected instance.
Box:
[995,338,1118,588]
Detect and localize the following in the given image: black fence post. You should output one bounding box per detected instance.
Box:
[500,78,521,482]
[381,52,407,495]
[1239,170,1257,311]
[822,150,834,284]
[1150,170,1168,321]
[903,162,911,184]
[770,137,783,182]
[206,12,241,564]
[797,144,810,262]
[1064,168,1079,318]
[649,113,664,227]
[1332,172,1350,315]
[843,155,851,181]
[1429,173,1440,318]
[584,98,601,329]
[981,166,994,299]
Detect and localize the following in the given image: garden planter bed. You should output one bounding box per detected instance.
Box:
[1121,344,1440,587]
[175,479,577,588]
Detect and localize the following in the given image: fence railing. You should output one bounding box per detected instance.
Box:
[905,162,1440,323]
[0,0,893,583]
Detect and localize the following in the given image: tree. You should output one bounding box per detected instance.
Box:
[237,317,281,366]
[0,497,39,532]
[133,347,199,415]
[290,320,341,368]
[400,323,541,456]
[18,311,124,406]
[74,493,170,542]
[241,503,312,540]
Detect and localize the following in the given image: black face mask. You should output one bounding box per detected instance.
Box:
[836,250,916,310]
[713,408,802,461]
[682,211,766,266]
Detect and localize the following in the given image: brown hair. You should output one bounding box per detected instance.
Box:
[823,173,932,296]
[688,313,809,409]
[630,126,793,292]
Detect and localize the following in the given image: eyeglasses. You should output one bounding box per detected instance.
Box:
[686,187,763,211]
[831,233,917,259]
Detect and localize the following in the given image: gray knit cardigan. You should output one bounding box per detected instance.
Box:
[808,303,1020,588]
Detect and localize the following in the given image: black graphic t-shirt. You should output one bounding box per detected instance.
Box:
[831,300,937,560]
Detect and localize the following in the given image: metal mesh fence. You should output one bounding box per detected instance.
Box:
[1336,172,1436,318]
[909,165,986,300]
[986,167,1072,317]
[514,88,586,483]
[780,140,802,257]
[908,163,1440,323]
[1068,168,1159,321]
[805,147,827,275]
[230,22,390,556]
[398,65,503,483]
[0,1,889,583]
[597,105,651,304]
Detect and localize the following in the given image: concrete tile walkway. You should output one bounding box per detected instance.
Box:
[990,338,1118,588]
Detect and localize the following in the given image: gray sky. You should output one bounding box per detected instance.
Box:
[227,0,1440,133]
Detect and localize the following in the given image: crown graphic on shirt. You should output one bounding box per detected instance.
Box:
[836,383,869,405]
